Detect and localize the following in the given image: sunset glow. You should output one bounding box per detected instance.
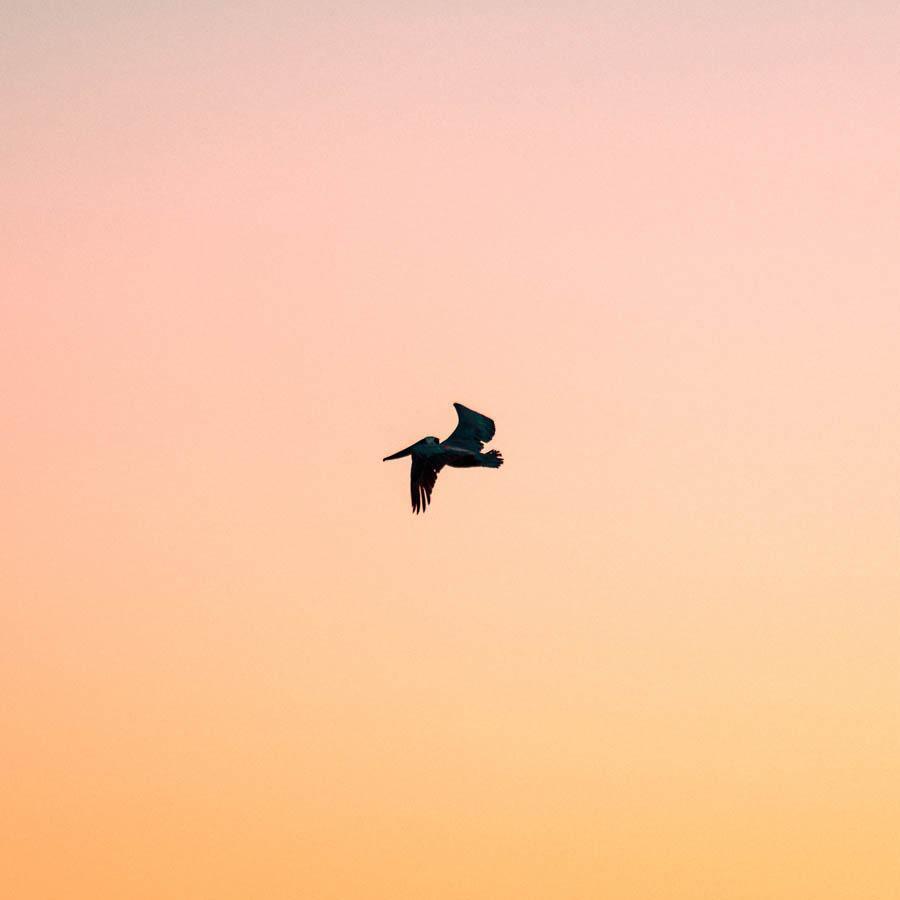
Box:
[4,4,899,898]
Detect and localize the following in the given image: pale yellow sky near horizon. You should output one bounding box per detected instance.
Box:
[4,3,899,898]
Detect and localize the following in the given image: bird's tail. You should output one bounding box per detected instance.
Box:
[481,449,504,468]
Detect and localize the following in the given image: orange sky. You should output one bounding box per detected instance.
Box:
[3,3,899,898]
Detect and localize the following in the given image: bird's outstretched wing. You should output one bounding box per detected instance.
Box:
[444,403,496,452]
[410,456,444,514]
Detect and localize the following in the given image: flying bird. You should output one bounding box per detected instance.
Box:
[383,403,504,513]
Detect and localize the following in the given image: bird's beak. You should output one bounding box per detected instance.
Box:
[383,443,415,461]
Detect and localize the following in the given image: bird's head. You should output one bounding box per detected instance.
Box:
[383,436,440,461]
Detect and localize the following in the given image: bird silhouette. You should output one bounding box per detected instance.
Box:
[382,403,504,513]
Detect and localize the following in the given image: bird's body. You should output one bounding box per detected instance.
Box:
[383,403,504,513]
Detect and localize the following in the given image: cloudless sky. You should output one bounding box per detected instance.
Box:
[4,3,899,898]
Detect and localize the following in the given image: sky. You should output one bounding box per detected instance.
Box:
[3,2,899,898]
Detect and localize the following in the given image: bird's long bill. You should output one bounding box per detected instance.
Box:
[382,444,415,461]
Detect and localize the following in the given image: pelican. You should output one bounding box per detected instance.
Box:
[383,403,504,513]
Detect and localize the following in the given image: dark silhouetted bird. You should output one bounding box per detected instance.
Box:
[382,403,504,513]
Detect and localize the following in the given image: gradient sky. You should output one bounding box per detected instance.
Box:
[4,3,899,898]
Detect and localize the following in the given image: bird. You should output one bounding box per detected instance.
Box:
[382,403,504,514]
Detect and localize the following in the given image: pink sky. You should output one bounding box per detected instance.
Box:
[4,3,899,898]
